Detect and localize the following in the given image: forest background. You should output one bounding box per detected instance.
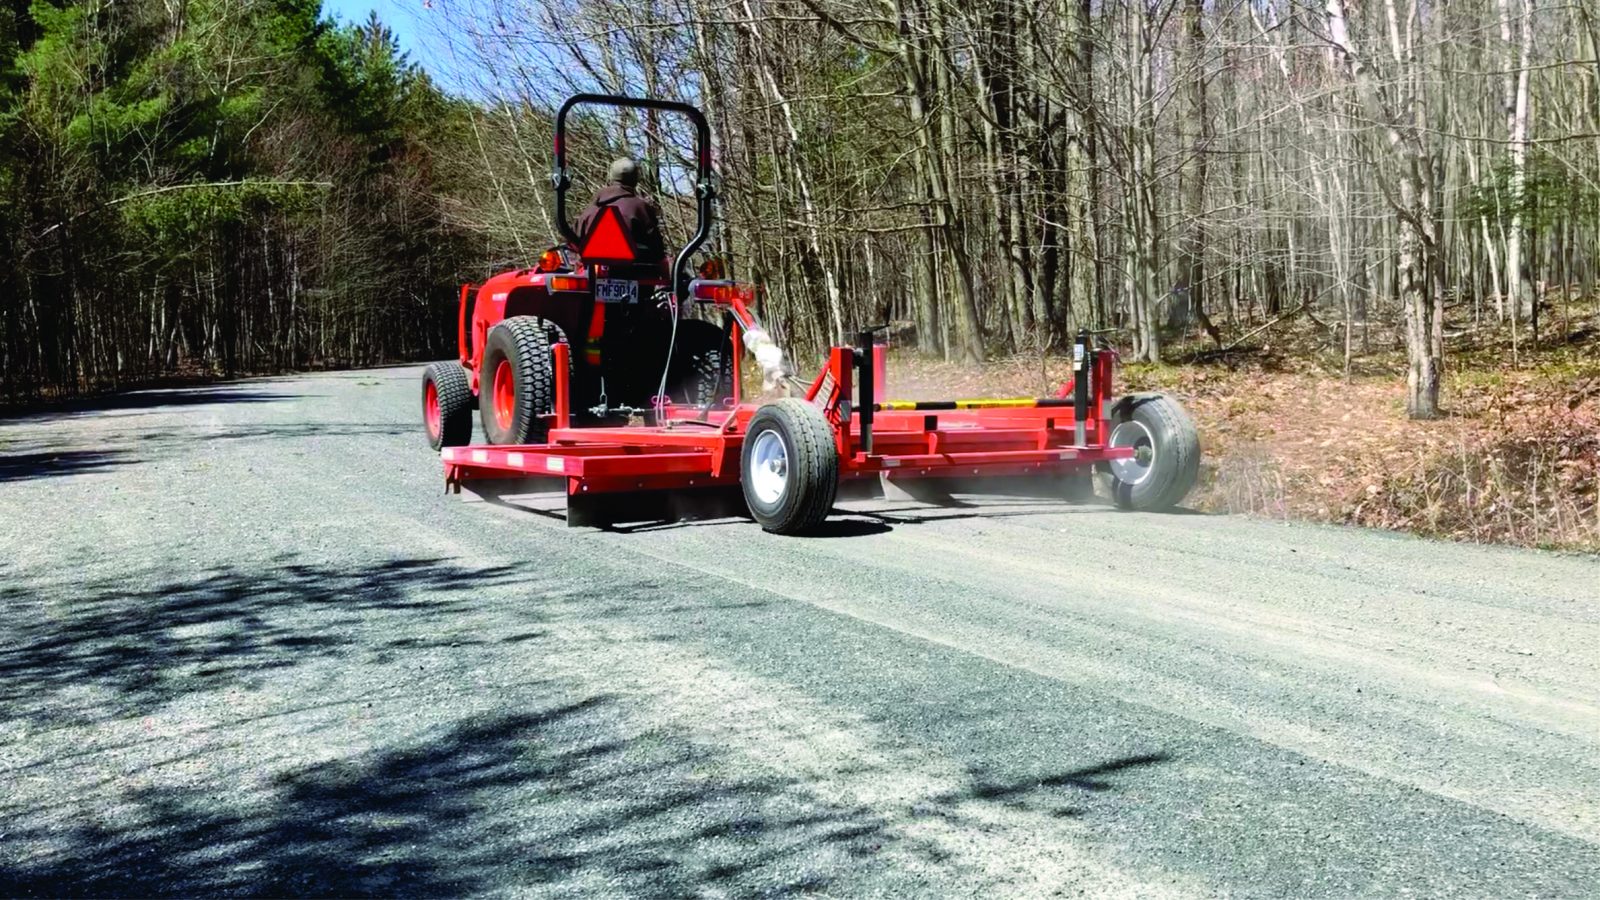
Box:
[3,0,1598,547]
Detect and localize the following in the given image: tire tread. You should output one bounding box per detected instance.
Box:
[1109,392,1201,511]
[742,398,839,534]
[672,319,726,407]
[480,316,565,444]
[424,361,474,449]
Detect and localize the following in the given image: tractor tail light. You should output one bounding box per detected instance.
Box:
[688,279,754,304]
[536,249,565,272]
[549,275,588,293]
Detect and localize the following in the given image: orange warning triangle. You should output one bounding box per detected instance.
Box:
[581,206,636,261]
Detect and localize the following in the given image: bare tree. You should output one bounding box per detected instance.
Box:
[1322,0,1445,417]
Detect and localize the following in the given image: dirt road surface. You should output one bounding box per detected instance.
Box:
[3,366,1598,897]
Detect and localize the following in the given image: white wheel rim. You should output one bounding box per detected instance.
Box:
[748,430,789,505]
[1109,420,1156,486]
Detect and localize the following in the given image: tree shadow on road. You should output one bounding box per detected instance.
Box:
[2,423,415,476]
[0,556,520,727]
[0,384,321,482]
[0,706,582,897]
[0,552,1175,897]
[2,386,298,420]
[0,449,132,483]
[0,693,1173,898]
[954,753,1174,818]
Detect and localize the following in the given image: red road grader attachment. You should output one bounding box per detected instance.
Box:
[425,94,1200,534]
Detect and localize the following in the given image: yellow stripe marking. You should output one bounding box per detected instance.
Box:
[877,398,1042,411]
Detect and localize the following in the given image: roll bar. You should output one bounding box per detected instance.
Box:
[552,93,715,302]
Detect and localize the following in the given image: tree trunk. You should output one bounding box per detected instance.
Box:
[1325,0,1443,418]
[1172,0,1213,345]
[1502,0,1536,323]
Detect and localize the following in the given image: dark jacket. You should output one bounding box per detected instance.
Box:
[575,183,665,263]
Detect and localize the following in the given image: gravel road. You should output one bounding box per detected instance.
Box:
[2,365,1598,897]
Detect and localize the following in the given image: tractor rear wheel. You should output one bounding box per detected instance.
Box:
[423,361,474,450]
[669,319,727,407]
[741,399,839,534]
[480,316,568,445]
[1105,393,1201,511]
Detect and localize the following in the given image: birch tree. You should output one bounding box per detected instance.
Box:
[1321,0,1445,417]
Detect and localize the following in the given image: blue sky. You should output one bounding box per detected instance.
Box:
[321,0,432,69]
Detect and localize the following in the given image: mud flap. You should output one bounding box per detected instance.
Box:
[566,486,748,529]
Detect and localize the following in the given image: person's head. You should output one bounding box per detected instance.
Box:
[607,157,640,188]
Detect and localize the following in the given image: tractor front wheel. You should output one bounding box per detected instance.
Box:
[423,361,474,450]
[479,316,568,445]
[1105,393,1201,511]
[741,399,839,534]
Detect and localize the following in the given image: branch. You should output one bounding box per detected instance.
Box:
[1222,300,1311,352]
[791,0,897,55]
[37,180,333,238]
[105,180,333,207]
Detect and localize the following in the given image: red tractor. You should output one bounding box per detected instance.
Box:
[422,94,733,451]
[424,94,1201,534]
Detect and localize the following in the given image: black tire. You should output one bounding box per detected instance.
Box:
[1106,393,1201,511]
[423,361,474,450]
[741,398,840,534]
[669,319,727,407]
[479,316,567,445]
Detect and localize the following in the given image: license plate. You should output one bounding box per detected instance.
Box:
[595,279,637,304]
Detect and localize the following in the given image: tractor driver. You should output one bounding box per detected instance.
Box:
[576,158,666,266]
